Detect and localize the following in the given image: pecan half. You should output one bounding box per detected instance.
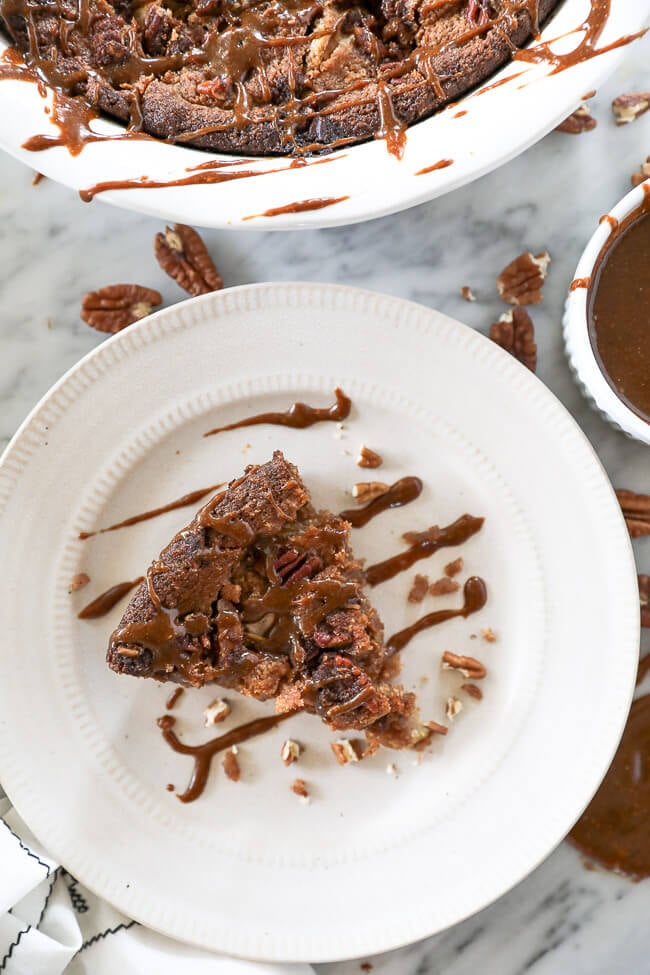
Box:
[612,92,650,126]
[616,489,650,538]
[154,224,223,296]
[497,251,551,305]
[556,105,597,134]
[489,308,537,372]
[274,548,322,584]
[81,284,162,333]
[357,444,383,469]
[441,651,487,679]
[631,156,650,188]
[639,575,650,628]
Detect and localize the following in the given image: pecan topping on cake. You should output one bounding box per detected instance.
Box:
[81,284,162,333]
[154,224,223,296]
[0,0,563,155]
[489,308,537,372]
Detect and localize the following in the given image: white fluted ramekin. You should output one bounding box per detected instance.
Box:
[563,181,650,445]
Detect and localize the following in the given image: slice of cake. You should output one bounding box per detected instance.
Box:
[107,451,419,748]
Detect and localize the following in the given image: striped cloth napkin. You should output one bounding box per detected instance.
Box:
[0,787,313,975]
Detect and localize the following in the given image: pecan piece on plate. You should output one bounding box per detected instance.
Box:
[430,577,460,596]
[612,92,650,126]
[616,489,650,538]
[631,157,650,188]
[330,738,364,765]
[556,105,597,134]
[639,575,650,628]
[356,444,383,469]
[441,650,487,679]
[460,285,477,302]
[489,307,537,372]
[81,284,162,333]
[222,747,240,781]
[497,251,551,305]
[352,481,388,504]
[408,574,429,603]
[154,224,223,296]
[461,682,483,700]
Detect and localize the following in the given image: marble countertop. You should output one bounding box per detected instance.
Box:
[1,36,649,975]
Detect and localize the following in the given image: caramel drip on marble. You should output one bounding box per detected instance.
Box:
[386,576,487,655]
[158,710,295,802]
[569,695,650,880]
[203,387,351,437]
[366,514,484,586]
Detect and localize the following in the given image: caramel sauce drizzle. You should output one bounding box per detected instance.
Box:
[78,483,224,539]
[166,686,184,710]
[386,576,487,654]
[340,476,423,528]
[77,576,144,619]
[203,388,351,438]
[242,196,349,220]
[366,514,484,586]
[158,710,295,802]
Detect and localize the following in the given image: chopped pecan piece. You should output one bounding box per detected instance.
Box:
[411,719,448,751]
[330,738,364,765]
[460,285,477,302]
[222,747,240,781]
[461,682,483,700]
[281,738,302,766]
[430,577,460,596]
[81,284,162,333]
[616,489,650,538]
[68,572,90,593]
[352,481,389,504]
[466,0,491,27]
[204,698,230,726]
[441,650,486,679]
[357,444,383,469]
[497,251,551,305]
[154,224,223,296]
[612,92,650,126]
[631,157,650,188]
[556,105,597,134]
[444,557,463,578]
[408,574,429,603]
[291,778,310,802]
[481,627,497,643]
[446,696,463,719]
[489,308,537,372]
[639,575,650,628]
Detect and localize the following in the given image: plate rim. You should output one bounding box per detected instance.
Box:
[0,282,640,962]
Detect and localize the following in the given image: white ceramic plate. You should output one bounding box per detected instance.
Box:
[0,2,648,229]
[0,283,639,962]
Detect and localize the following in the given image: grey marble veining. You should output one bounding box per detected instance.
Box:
[0,37,649,975]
